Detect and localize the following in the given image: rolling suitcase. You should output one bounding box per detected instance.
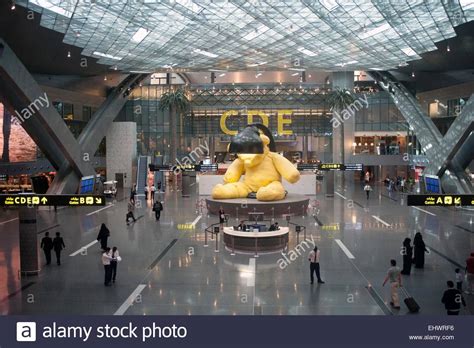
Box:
[401,287,420,313]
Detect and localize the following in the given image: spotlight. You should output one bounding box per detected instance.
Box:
[67,51,71,58]
[11,1,15,10]
[446,45,450,52]
[411,72,415,77]
[104,75,107,81]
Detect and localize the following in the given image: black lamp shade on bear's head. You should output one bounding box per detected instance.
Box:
[229,126,264,154]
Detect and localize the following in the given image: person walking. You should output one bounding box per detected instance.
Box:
[144,184,149,201]
[126,199,137,225]
[401,238,413,275]
[218,207,225,230]
[465,252,474,294]
[413,232,428,269]
[110,246,122,283]
[150,184,156,201]
[101,247,113,286]
[308,246,325,284]
[364,183,372,200]
[52,232,65,266]
[130,185,136,204]
[383,259,402,309]
[441,281,466,315]
[96,223,110,251]
[152,200,163,221]
[40,232,53,266]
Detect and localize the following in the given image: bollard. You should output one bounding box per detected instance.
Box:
[254,235,259,258]
[204,229,208,247]
[214,231,219,253]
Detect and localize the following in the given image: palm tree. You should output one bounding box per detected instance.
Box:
[326,88,356,165]
[159,88,190,164]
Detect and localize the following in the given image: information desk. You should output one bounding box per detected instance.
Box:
[223,226,289,254]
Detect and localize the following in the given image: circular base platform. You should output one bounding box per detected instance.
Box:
[206,193,309,217]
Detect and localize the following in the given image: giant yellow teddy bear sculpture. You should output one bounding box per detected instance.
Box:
[212,126,300,201]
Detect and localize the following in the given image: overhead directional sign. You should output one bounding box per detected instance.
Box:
[318,163,345,171]
[297,163,319,171]
[317,163,363,171]
[407,194,474,207]
[0,195,106,207]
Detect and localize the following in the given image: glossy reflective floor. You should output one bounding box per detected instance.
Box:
[1,180,473,316]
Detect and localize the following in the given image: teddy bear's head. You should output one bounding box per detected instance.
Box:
[238,132,270,168]
[229,124,275,168]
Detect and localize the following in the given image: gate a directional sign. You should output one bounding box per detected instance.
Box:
[407,194,474,207]
[0,195,106,206]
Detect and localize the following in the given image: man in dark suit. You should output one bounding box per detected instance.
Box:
[238,221,247,231]
[52,232,66,265]
[153,200,163,221]
[441,280,466,315]
[40,232,53,265]
[269,222,280,231]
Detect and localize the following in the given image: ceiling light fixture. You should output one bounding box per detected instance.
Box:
[131,28,150,43]
[219,73,226,77]
[93,51,123,61]
[320,0,338,11]
[411,71,415,77]
[446,44,450,52]
[288,67,305,72]
[359,23,391,39]
[402,47,417,57]
[255,72,262,78]
[291,72,299,76]
[193,48,218,58]
[67,51,71,58]
[243,24,269,41]
[459,0,474,10]
[104,75,107,81]
[11,1,15,10]
[297,47,317,57]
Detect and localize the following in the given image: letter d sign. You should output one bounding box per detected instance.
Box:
[17,322,36,342]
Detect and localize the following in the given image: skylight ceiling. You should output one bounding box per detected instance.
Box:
[17,0,474,72]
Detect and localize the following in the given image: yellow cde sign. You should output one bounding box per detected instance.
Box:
[220,109,293,135]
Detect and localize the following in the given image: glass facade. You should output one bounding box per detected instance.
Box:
[354,92,407,131]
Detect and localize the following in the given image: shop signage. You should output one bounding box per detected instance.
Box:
[407,194,474,206]
[220,110,293,135]
[0,195,105,206]
[317,163,363,171]
[318,163,345,171]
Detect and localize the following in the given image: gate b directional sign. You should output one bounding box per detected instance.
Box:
[0,195,106,206]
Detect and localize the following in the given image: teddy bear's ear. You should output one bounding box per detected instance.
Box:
[260,134,270,146]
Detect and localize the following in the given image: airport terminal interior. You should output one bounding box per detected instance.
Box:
[0,0,473,316]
